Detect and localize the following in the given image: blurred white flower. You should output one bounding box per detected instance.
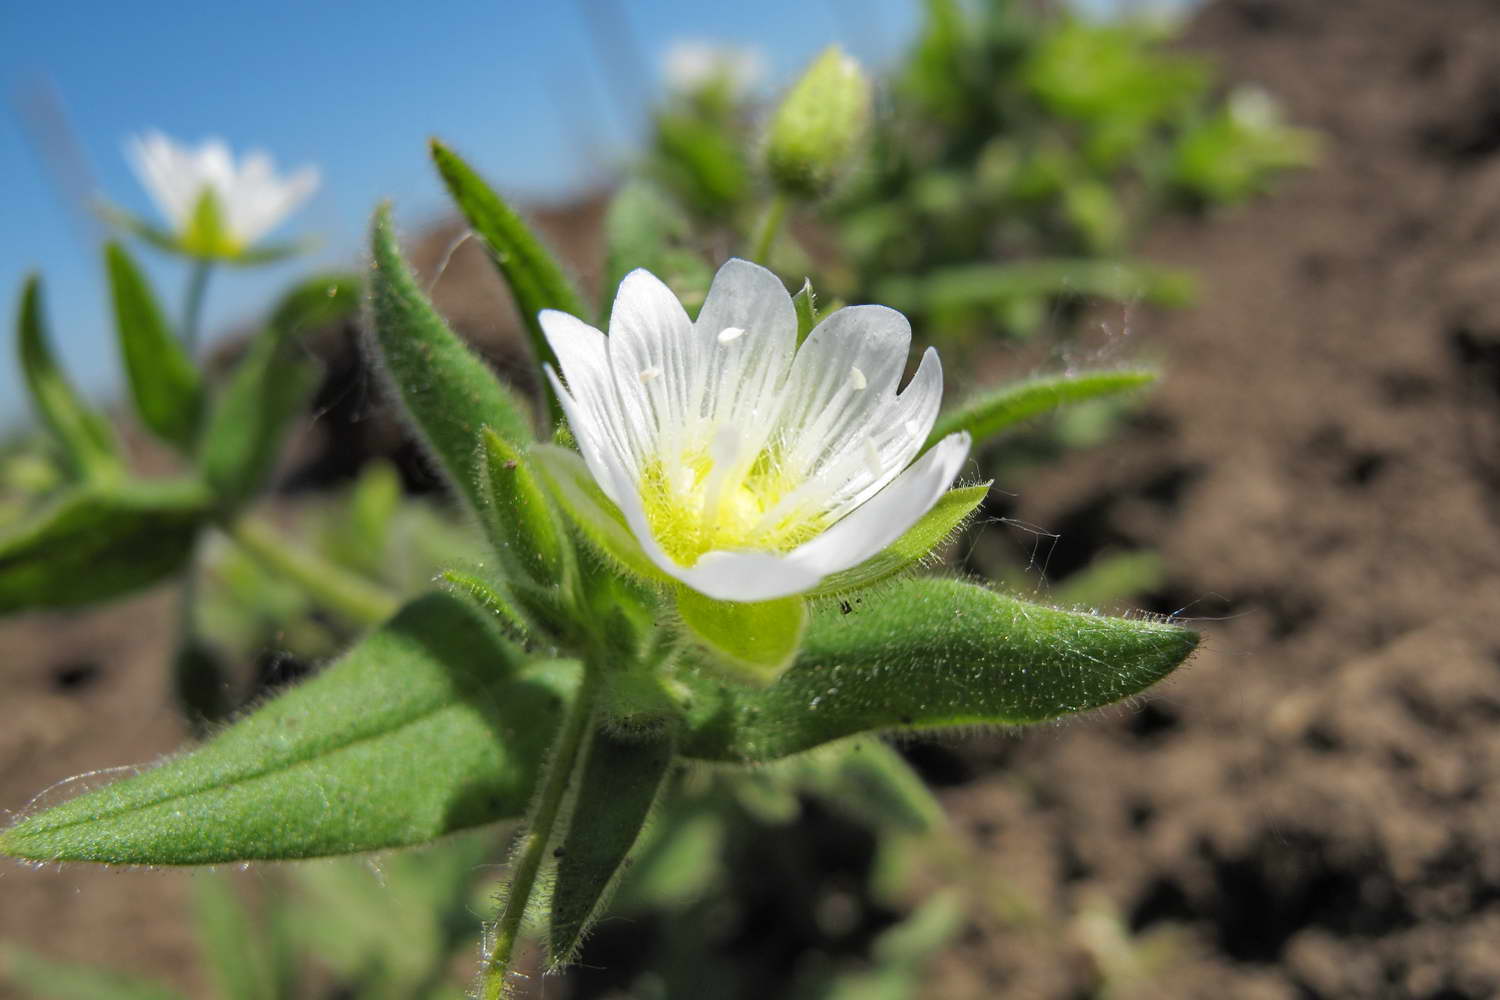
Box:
[663,41,766,96]
[542,259,970,602]
[124,131,320,255]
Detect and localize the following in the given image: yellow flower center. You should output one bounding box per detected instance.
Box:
[639,446,826,565]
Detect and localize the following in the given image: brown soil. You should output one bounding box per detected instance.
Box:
[4,0,1500,997]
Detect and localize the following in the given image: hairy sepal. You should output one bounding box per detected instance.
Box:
[810,483,989,597]
[675,588,808,687]
[530,444,673,586]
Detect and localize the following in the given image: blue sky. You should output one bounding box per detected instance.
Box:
[0,0,1183,431]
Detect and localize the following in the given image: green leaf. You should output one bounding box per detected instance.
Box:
[810,484,988,596]
[193,874,275,1000]
[926,369,1158,450]
[197,274,359,509]
[602,180,712,324]
[0,479,211,614]
[367,204,535,523]
[197,333,321,510]
[679,576,1197,763]
[478,428,566,587]
[676,588,807,686]
[429,140,590,383]
[792,277,819,344]
[531,444,671,585]
[15,275,121,481]
[0,593,579,864]
[548,725,674,967]
[1,945,187,1000]
[105,241,204,449]
[783,737,943,834]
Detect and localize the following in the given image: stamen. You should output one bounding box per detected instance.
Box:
[718,325,747,344]
[638,366,663,383]
[849,365,867,391]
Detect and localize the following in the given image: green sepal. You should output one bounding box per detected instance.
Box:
[367,204,535,523]
[678,576,1197,763]
[0,593,580,864]
[675,587,807,687]
[0,479,212,614]
[548,725,675,968]
[477,427,566,587]
[105,241,204,450]
[181,189,234,258]
[810,483,988,597]
[602,179,712,324]
[15,275,121,482]
[0,944,187,1000]
[429,139,589,403]
[531,444,672,586]
[926,369,1158,450]
[791,277,819,344]
[98,199,315,265]
[197,274,360,509]
[437,568,530,642]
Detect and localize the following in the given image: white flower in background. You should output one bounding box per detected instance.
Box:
[124,131,320,255]
[543,259,970,602]
[663,40,767,96]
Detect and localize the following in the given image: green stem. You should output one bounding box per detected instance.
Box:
[749,193,789,266]
[480,675,597,999]
[222,516,398,628]
[182,259,213,355]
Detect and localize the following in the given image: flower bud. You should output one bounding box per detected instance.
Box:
[765,45,872,198]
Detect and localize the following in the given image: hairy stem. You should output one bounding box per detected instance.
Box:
[222,516,398,628]
[480,675,597,999]
[749,193,789,267]
[182,259,213,355]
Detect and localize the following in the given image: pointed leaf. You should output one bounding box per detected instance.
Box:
[531,444,671,585]
[429,140,590,378]
[548,725,674,967]
[679,577,1197,762]
[0,945,187,1000]
[676,588,807,686]
[367,204,535,523]
[105,241,204,449]
[926,369,1158,449]
[15,275,121,481]
[0,593,579,864]
[197,275,359,509]
[810,484,988,597]
[0,479,211,613]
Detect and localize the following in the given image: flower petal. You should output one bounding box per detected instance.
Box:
[775,304,914,480]
[693,258,797,436]
[786,431,972,577]
[607,268,700,457]
[540,309,639,504]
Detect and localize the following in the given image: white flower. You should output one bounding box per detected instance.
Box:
[542,259,971,603]
[663,40,766,96]
[125,131,320,252]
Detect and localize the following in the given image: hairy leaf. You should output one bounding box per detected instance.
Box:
[678,576,1197,762]
[676,588,807,686]
[926,369,1158,449]
[367,204,534,524]
[0,593,579,864]
[810,484,988,597]
[548,725,674,967]
[105,242,204,450]
[429,140,589,380]
[15,275,120,481]
[0,480,211,613]
[478,428,566,587]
